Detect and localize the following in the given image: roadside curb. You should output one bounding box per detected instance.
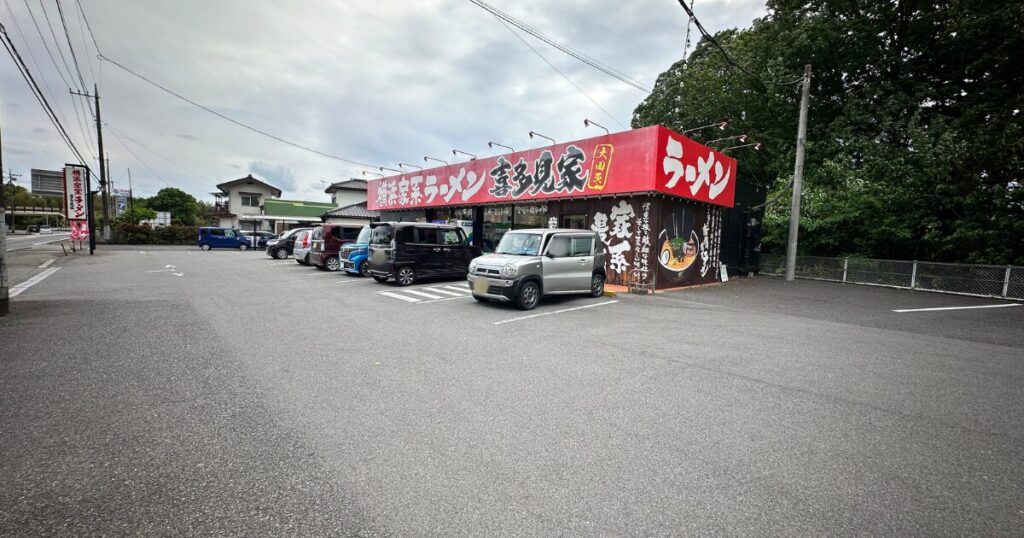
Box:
[602,289,619,298]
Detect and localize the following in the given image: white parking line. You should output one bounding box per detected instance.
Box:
[439,285,472,294]
[10,267,61,298]
[402,289,446,300]
[415,295,474,304]
[37,259,56,269]
[493,300,619,325]
[378,291,421,303]
[892,303,1020,313]
[422,287,466,297]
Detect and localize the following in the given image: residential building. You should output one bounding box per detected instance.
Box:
[321,179,378,226]
[210,174,282,231]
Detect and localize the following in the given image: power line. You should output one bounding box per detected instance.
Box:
[36,0,96,156]
[495,16,627,131]
[103,121,213,184]
[3,0,76,145]
[36,0,78,90]
[674,0,802,89]
[467,0,652,93]
[73,0,99,54]
[54,0,88,91]
[98,54,380,169]
[20,0,70,88]
[104,126,172,188]
[0,21,91,169]
[71,0,96,86]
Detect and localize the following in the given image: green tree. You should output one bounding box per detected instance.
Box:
[633,0,1024,265]
[146,187,199,225]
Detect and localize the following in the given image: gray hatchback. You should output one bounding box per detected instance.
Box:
[467,228,607,310]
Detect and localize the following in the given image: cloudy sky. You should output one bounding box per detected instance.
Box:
[1,0,766,201]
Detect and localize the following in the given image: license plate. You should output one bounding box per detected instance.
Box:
[473,278,488,293]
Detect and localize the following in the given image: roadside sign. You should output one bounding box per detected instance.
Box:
[63,165,90,220]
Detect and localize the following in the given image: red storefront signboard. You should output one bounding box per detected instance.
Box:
[366,125,736,212]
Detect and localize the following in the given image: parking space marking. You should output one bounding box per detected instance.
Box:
[37,259,56,269]
[892,303,1020,313]
[416,295,474,304]
[438,285,471,294]
[492,300,619,325]
[378,291,421,303]
[335,279,373,284]
[402,289,446,300]
[424,287,466,297]
[10,267,61,298]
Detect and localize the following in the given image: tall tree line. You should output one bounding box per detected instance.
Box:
[633,0,1023,265]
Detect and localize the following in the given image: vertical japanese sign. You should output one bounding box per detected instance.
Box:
[63,165,90,221]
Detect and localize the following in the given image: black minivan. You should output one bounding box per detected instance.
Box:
[367,222,482,286]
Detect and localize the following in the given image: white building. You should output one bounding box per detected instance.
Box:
[210,174,282,231]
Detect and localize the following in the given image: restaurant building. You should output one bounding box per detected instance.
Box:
[367,125,741,290]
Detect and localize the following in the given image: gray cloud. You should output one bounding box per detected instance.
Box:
[248,160,297,192]
[1,0,766,201]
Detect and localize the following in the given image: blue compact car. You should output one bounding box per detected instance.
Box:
[198,226,250,250]
[339,225,372,276]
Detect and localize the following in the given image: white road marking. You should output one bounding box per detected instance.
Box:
[415,295,475,304]
[493,300,619,325]
[439,285,472,294]
[165,265,176,268]
[421,287,465,297]
[172,272,184,277]
[402,289,446,300]
[145,269,175,273]
[37,259,56,269]
[378,291,421,303]
[10,267,61,298]
[892,303,1021,313]
[270,261,293,266]
[335,279,373,284]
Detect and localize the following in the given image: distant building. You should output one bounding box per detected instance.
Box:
[30,169,64,197]
[141,211,172,227]
[209,174,283,231]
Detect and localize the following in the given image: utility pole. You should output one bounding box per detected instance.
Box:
[0,104,7,316]
[785,64,812,282]
[6,170,21,231]
[127,167,134,223]
[71,84,109,241]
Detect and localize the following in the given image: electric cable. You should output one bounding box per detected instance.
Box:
[467,0,652,93]
[495,16,627,131]
[98,54,380,169]
[0,21,91,169]
[674,0,803,89]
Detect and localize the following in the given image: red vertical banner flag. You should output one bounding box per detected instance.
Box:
[63,164,90,220]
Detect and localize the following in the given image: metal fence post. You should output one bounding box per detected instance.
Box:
[842,258,848,282]
[910,261,917,289]
[1003,266,1011,297]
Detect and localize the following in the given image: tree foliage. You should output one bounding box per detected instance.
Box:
[633,0,1024,264]
[146,187,199,225]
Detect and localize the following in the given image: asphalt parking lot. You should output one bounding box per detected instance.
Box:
[2,247,1023,535]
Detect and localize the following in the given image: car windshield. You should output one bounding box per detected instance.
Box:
[356,226,371,244]
[370,225,393,246]
[496,232,543,256]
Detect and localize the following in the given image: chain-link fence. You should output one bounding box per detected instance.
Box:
[759,254,1024,300]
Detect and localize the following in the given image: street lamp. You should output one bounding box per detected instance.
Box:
[583,118,609,135]
[721,142,762,153]
[487,141,515,153]
[361,170,384,178]
[424,156,449,166]
[682,121,728,135]
[528,131,556,145]
[398,162,422,170]
[452,149,477,161]
[706,134,748,145]
[379,166,401,174]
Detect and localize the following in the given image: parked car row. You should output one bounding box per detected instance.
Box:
[254,222,608,310]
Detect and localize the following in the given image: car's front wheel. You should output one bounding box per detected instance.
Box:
[516,281,540,310]
[200,243,211,251]
[274,247,288,259]
[325,257,341,272]
[359,260,370,277]
[396,266,416,286]
[239,243,249,251]
[590,273,605,298]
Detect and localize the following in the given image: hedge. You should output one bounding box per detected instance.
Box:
[111,223,199,245]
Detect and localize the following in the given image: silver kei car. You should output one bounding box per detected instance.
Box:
[467,228,607,310]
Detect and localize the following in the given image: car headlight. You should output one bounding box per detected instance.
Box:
[469,260,478,273]
[502,263,517,278]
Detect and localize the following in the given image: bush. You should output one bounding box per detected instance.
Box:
[112,223,199,245]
